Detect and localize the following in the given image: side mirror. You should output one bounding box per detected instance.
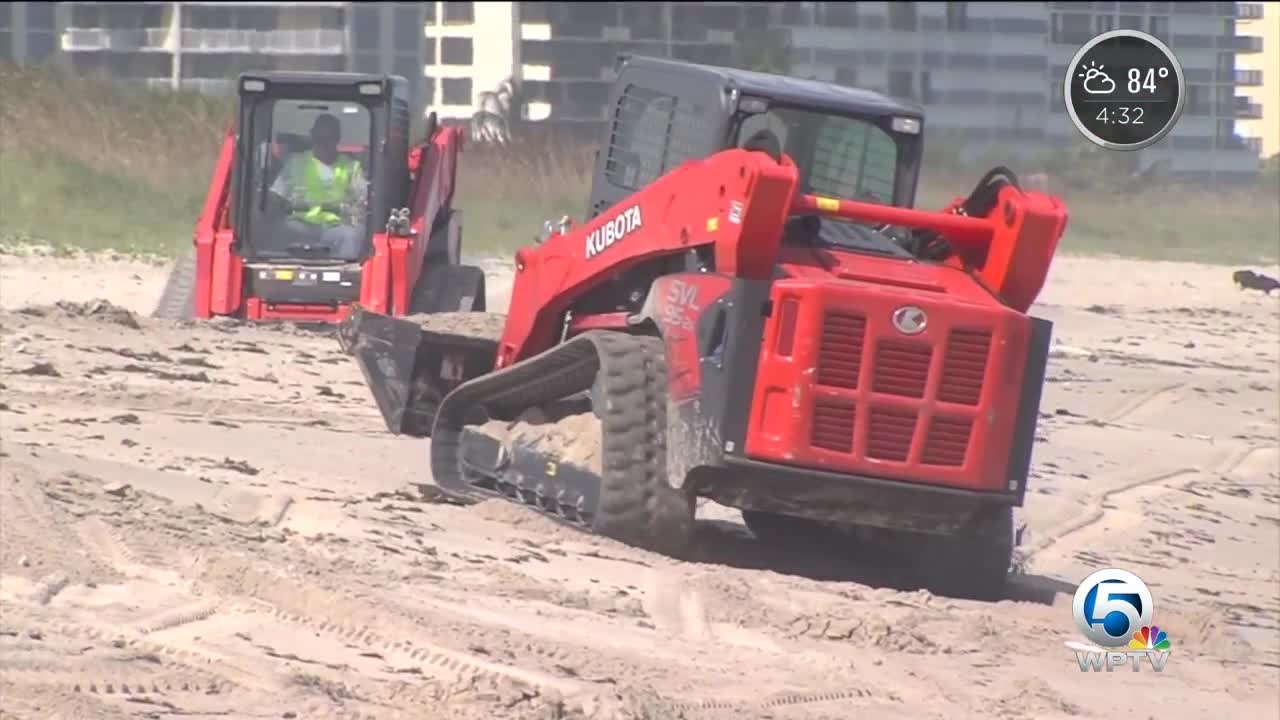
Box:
[423,111,438,143]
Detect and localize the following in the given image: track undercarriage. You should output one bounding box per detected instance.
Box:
[431,330,697,558]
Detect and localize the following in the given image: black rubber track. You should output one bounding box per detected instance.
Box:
[913,504,1013,601]
[430,331,695,557]
[153,253,197,320]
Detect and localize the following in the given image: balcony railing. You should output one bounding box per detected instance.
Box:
[1235,68,1263,86]
[177,1,348,5]
[1236,3,1265,20]
[1234,97,1264,119]
[1231,35,1264,52]
[1218,134,1264,154]
[61,27,346,55]
[63,28,171,52]
[180,29,346,54]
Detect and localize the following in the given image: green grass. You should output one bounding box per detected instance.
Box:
[2,63,1276,266]
[916,179,1280,266]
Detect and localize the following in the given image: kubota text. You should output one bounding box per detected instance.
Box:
[585,205,643,259]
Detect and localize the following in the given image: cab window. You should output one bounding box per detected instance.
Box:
[734,106,900,206]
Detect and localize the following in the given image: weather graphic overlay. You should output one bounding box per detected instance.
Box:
[1064,29,1186,151]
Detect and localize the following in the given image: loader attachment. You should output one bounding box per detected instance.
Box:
[338,304,504,437]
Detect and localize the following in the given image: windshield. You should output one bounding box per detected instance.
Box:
[735,107,911,258]
[243,98,374,263]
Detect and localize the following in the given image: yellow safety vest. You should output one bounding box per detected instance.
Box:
[283,152,361,225]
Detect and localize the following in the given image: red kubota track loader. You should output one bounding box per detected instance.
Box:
[339,56,1068,600]
[153,71,486,324]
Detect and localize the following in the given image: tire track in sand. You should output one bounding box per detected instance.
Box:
[1020,442,1260,565]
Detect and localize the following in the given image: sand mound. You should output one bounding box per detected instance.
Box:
[407,310,508,342]
[474,404,604,474]
[14,299,141,329]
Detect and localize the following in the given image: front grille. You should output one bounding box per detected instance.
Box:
[866,407,917,461]
[937,329,992,406]
[921,416,974,466]
[872,341,932,398]
[817,312,866,389]
[808,310,993,469]
[811,399,856,453]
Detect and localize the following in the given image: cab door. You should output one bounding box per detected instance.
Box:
[586,61,729,220]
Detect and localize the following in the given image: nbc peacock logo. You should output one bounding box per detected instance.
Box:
[1129,625,1172,652]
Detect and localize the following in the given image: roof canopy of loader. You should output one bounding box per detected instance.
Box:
[620,55,925,121]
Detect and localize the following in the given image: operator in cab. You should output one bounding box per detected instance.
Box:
[269,113,368,260]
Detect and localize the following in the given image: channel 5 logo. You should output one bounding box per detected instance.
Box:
[1070,568,1173,672]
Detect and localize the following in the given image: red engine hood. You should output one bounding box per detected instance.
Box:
[776,246,1000,308]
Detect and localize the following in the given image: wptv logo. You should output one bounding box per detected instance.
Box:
[1069,568,1173,672]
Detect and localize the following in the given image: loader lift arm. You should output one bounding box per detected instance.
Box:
[494,148,1063,371]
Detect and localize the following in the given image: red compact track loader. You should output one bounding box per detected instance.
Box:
[154,71,486,323]
[339,56,1068,600]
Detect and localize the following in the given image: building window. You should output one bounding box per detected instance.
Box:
[443,2,475,25]
[394,7,420,51]
[353,6,380,52]
[1215,85,1234,112]
[1050,81,1065,112]
[1215,119,1236,145]
[441,37,474,66]
[442,77,472,105]
[236,6,280,29]
[1149,16,1169,40]
[822,2,858,28]
[424,38,437,65]
[888,69,914,100]
[27,32,54,61]
[1119,15,1142,30]
[25,2,54,30]
[780,3,811,26]
[919,71,936,103]
[1096,14,1115,34]
[1186,85,1209,116]
[834,67,858,87]
[393,53,420,84]
[945,3,968,31]
[889,2,918,31]
[1051,13,1093,44]
[69,3,99,27]
[354,52,381,74]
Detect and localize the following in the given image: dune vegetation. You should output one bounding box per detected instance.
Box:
[2,64,1275,265]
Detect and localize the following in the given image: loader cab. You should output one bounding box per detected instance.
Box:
[231,71,412,265]
[588,56,926,258]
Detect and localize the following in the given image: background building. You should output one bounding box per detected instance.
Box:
[770,2,1265,180]
[1235,0,1278,158]
[0,1,1268,180]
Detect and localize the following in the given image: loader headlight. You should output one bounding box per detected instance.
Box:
[358,82,383,96]
[241,79,266,93]
[892,116,921,135]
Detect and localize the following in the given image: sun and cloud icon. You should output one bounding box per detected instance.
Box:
[1078,60,1116,95]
